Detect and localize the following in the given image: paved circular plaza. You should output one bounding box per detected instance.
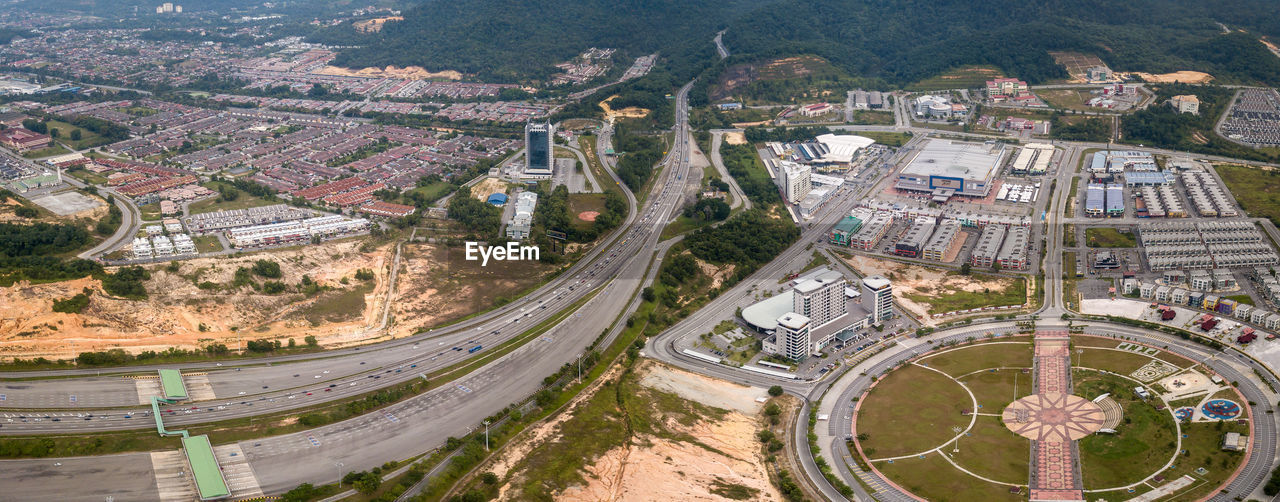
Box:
[1001,392,1105,442]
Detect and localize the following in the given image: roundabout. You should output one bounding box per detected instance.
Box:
[850,330,1256,502]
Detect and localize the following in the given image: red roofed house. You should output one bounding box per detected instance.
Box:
[799,103,834,117]
[359,200,417,218]
[0,127,51,152]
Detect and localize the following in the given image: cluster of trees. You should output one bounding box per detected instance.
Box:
[0,222,90,257]
[315,0,742,83]
[101,266,149,299]
[682,197,731,222]
[724,0,1280,88]
[95,201,123,236]
[684,209,800,278]
[719,143,781,207]
[743,125,831,144]
[0,221,101,286]
[51,289,91,314]
[447,186,503,237]
[1265,463,1280,495]
[612,119,665,190]
[67,116,128,143]
[73,346,225,367]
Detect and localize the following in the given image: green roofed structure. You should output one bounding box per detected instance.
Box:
[181,435,230,500]
[158,369,188,400]
[828,215,863,246]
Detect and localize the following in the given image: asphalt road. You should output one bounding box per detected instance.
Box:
[0,80,700,499]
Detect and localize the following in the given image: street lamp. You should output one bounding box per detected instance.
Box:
[952,426,963,454]
[483,420,491,451]
[335,461,344,486]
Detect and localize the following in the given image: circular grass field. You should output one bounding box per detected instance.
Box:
[853,336,1248,502]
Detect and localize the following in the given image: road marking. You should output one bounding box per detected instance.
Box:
[306,433,320,447]
[69,395,76,403]
[0,394,5,401]
[456,384,472,393]
[382,410,399,423]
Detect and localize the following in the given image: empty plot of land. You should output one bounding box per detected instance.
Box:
[1049,52,1109,82]
[29,191,104,215]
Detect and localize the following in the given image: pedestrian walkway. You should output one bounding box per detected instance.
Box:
[1001,331,1104,501]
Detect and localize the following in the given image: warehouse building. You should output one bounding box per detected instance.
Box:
[1106,184,1125,217]
[971,224,1007,268]
[1085,183,1105,217]
[895,217,937,258]
[895,139,1007,201]
[922,220,963,261]
[1008,143,1054,175]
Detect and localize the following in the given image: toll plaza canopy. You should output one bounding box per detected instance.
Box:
[158,368,188,400]
[181,435,230,500]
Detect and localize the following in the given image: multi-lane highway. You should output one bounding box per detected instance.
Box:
[0,80,706,499]
[8,68,1280,501]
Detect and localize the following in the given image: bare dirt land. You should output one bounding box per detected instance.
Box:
[599,96,650,121]
[471,177,509,201]
[487,360,780,501]
[1130,71,1214,83]
[840,253,1025,325]
[352,16,403,33]
[315,65,463,81]
[723,132,747,145]
[0,239,391,360]
[389,242,558,338]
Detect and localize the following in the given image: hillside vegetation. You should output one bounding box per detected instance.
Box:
[325,0,1280,88]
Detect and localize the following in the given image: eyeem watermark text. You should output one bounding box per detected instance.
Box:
[465,241,540,266]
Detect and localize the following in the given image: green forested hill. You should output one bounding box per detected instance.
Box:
[323,0,1280,87]
[724,0,1280,86]
[320,0,767,82]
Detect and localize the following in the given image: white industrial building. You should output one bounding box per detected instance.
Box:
[747,268,879,360]
[780,161,812,204]
[506,191,538,240]
[913,95,968,119]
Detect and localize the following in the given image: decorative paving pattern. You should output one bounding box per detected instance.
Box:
[1002,392,1105,441]
[1023,332,1088,502]
[1130,359,1179,382]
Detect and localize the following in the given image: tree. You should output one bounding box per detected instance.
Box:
[959,262,971,275]
[69,129,82,141]
[251,259,282,278]
[304,335,318,347]
[768,385,784,397]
